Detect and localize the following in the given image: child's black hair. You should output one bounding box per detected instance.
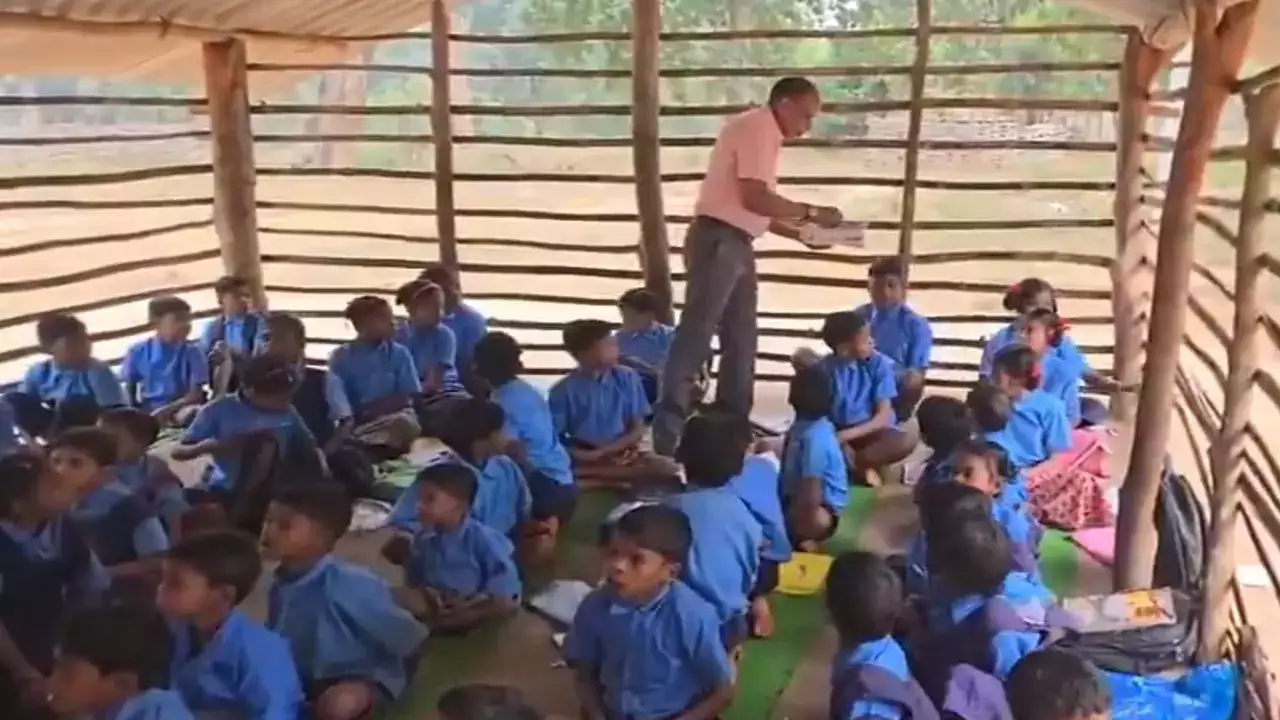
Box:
[0,451,44,518]
[272,483,353,541]
[867,256,906,280]
[1024,308,1066,348]
[213,275,250,298]
[991,345,1041,390]
[617,287,660,315]
[98,407,161,447]
[35,312,88,350]
[825,551,903,644]
[48,427,119,467]
[1006,649,1111,720]
[613,503,692,566]
[394,279,442,308]
[562,319,615,358]
[416,462,478,506]
[675,411,751,488]
[966,383,1012,433]
[418,262,459,291]
[166,530,263,604]
[916,481,991,538]
[916,395,973,456]
[441,398,506,462]
[265,312,307,344]
[1002,277,1057,314]
[820,310,868,352]
[59,602,174,691]
[240,353,298,396]
[473,332,523,385]
[437,684,545,720]
[952,437,1014,482]
[343,295,392,325]
[926,512,1012,596]
[147,296,192,323]
[788,367,833,420]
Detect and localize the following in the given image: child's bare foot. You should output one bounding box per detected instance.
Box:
[750,596,775,638]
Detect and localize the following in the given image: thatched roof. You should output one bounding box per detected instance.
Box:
[1066,0,1280,67]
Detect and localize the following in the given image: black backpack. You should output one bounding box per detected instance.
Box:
[1052,456,1205,674]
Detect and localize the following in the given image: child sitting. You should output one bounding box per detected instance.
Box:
[550,319,679,489]
[9,312,125,438]
[97,408,187,534]
[826,551,938,720]
[419,263,489,395]
[780,367,848,548]
[854,257,933,421]
[325,296,422,459]
[173,354,323,534]
[121,296,208,426]
[986,347,1071,471]
[565,504,734,720]
[951,439,1042,567]
[199,276,268,395]
[667,412,764,658]
[725,427,791,639]
[615,287,676,405]
[474,332,576,561]
[395,279,464,396]
[160,530,303,717]
[912,395,973,489]
[1021,309,1082,427]
[0,450,109,718]
[1006,650,1111,720]
[817,311,917,485]
[261,483,427,719]
[392,463,521,632]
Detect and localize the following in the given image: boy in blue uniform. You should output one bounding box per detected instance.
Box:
[667,412,763,658]
[615,288,676,405]
[121,297,208,426]
[159,530,302,719]
[565,504,734,720]
[420,263,490,395]
[97,408,187,534]
[912,395,972,489]
[550,319,679,489]
[818,311,917,485]
[395,279,463,395]
[173,354,323,534]
[391,463,521,632]
[1006,650,1111,720]
[986,347,1071,470]
[199,276,268,396]
[474,332,576,564]
[262,483,427,719]
[325,295,422,460]
[0,450,109,718]
[9,313,125,439]
[722,423,791,639]
[854,258,933,421]
[48,603,194,720]
[781,367,848,548]
[826,551,938,720]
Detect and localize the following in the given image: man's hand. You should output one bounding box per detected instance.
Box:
[812,205,843,228]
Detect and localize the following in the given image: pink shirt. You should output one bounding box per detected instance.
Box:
[693,106,784,238]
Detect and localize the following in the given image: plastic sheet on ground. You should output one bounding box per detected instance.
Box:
[1107,661,1237,720]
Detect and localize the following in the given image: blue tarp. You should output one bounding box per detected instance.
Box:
[1107,662,1238,720]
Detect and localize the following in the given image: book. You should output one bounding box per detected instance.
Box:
[798,220,867,249]
[1061,587,1178,634]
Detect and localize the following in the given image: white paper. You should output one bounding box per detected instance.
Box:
[527,580,594,626]
[1236,564,1273,588]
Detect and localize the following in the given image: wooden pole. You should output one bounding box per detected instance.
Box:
[632,0,673,323]
[430,0,458,274]
[897,0,932,273]
[202,39,266,309]
[1199,81,1280,660]
[1114,0,1259,591]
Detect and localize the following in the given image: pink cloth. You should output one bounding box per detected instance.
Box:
[1024,428,1116,531]
[693,106,783,238]
[1070,527,1117,566]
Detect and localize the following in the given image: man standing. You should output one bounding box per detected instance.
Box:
[653,77,844,455]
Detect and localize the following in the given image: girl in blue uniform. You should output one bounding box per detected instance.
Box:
[986,347,1071,471]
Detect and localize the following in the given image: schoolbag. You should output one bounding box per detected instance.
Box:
[1152,458,1207,593]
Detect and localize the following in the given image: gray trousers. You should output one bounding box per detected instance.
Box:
[653,216,757,455]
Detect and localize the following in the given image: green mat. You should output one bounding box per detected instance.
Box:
[1039,529,1081,597]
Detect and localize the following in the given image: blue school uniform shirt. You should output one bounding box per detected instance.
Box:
[394,320,463,393]
[665,486,763,623]
[183,393,316,491]
[387,457,530,536]
[0,516,110,605]
[821,352,899,428]
[615,323,676,371]
[549,365,650,447]
[979,323,1092,380]
[267,555,427,699]
[121,337,208,411]
[781,416,849,512]
[405,516,522,601]
[20,358,125,407]
[198,311,268,357]
[492,378,574,486]
[442,302,488,375]
[114,454,188,532]
[99,689,194,720]
[854,303,933,372]
[169,609,302,720]
[564,580,732,720]
[1038,354,1082,426]
[831,636,917,720]
[983,390,1071,469]
[905,493,1041,598]
[73,481,169,563]
[728,455,792,563]
[942,571,1060,680]
[323,339,420,421]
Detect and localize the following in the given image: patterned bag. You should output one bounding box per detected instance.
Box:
[1024,428,1115,531]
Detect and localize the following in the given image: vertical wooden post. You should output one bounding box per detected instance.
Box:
[431,0,459,274]
[896,0,931,273]
[632,0,672,324]
[202,39,266,309]
[1114,0,1259,591]
[1200,81,1280,660]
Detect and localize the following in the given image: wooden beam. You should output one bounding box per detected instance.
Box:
[897,0,932,274]
[430,0,458,273]
[202,39,265,309]
[631,0,673,323]
[1200,81,1280,661]
[1114,0,1260,591]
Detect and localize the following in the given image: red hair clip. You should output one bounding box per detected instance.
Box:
[1008,282,1022,293]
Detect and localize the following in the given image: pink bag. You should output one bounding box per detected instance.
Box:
[1024,429,1116,531]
